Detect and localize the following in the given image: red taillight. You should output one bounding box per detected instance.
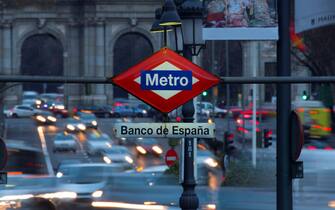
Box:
[324,146,333,151]
[307,145,317,150]
[265,130,273,138]
[176,116,182,122]
[256,128,261,132]
[238,127,248,134]
[323,127,332,132]
[244,114,251,119]
[227,134,234,140]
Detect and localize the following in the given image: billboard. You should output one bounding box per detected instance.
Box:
[295,0,335,33]
[203,0,278,40]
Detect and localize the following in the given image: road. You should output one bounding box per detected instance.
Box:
[4,116,335,210]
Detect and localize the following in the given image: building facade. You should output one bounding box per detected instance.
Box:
[0,0,162,108]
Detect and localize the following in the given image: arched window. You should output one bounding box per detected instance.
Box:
[113,32,153,99]
[21,34,63,93]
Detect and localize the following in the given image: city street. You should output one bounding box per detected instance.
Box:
[3,116,335,210]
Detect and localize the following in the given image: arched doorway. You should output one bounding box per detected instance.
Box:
[21,34,64,93]
[113,32,153,99]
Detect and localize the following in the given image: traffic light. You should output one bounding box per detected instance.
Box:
[224,131,234,154]
[202,91,208,97]
[302,90,308,100]
[263,129,272,148]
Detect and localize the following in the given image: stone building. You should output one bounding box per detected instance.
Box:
[0,0,162,108]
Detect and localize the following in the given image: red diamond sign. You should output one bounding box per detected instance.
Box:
[112,48,220,113]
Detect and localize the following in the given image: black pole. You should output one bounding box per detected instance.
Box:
[277,0,292,210]
[179,45,199,210]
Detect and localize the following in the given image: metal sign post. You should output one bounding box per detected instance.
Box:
[277,0,292,209]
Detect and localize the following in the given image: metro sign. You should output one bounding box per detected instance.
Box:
[112,48,220,113]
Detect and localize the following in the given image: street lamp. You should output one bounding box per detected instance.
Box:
[151,8,173,46]
[158,1,206,210]
[178,0,205,56]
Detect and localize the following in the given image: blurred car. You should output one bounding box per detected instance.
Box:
[234,118,273,143]
[135,138,163,157]
[196,102,228,118]
[48,102,68,118]
[110,105,134,118]
[75,112,98,129]
[65,118,86,133]
[293,100,332,140]
[5,140,46,175]
[33,111,57,125]
[101,145,135,169]
[53,132,77,153]
[55,163,126,202]
[304,139,334,150]
[74,105,113,118]
[86,133,113,156]
[131,106,148,118]
[5,105,41,118]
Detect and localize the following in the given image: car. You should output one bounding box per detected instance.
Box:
[101,145,135,169]
[234,118,273,144]
[86,133,113,156]
[75,112,98,129]
[5,105,41,118]
[110,105,134,118]
[135,138,163,157]
[74,105,113,118]
[55,163,126,203]
[131,106,148,118]
[65,118,86,133]
[48,102,68,118]
[33,111,57,125]
[53,132,77,152]
[196,102,228,118]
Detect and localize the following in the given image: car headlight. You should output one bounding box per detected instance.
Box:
[35,100,42,105]
[204,158,219,168]
[36,115,46,122]
[91,190,103,198]
[142,110,147,114]
[121,137,126,141]
[55,105,65,110]
[208,118,213,124]
[91,120,98,126]
[125,155,134,164]
[152,145,163,154]
[37,192,77,199]
[66,124,75,131]
[77,123,86,131]
[0,194,34,201]
[56,172,63,178]
[103,156,112,164]
[47,116,57,122]
[136,146,147,154]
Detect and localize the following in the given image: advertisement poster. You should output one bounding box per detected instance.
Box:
[203,0,278,40]
[295,0,335,33]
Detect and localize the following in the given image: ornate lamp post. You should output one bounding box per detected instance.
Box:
[158,1,206,209]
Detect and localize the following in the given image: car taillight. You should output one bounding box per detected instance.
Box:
[227,134,234,140]
[307,145,317,150]
[265,130,273,138]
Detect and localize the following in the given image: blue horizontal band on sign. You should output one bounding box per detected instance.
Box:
[141,70,192,90]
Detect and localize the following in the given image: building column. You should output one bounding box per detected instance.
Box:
[65,20,82,110]
[3,22,11,75]
[242,41,261,107]
[93,19,106,105]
